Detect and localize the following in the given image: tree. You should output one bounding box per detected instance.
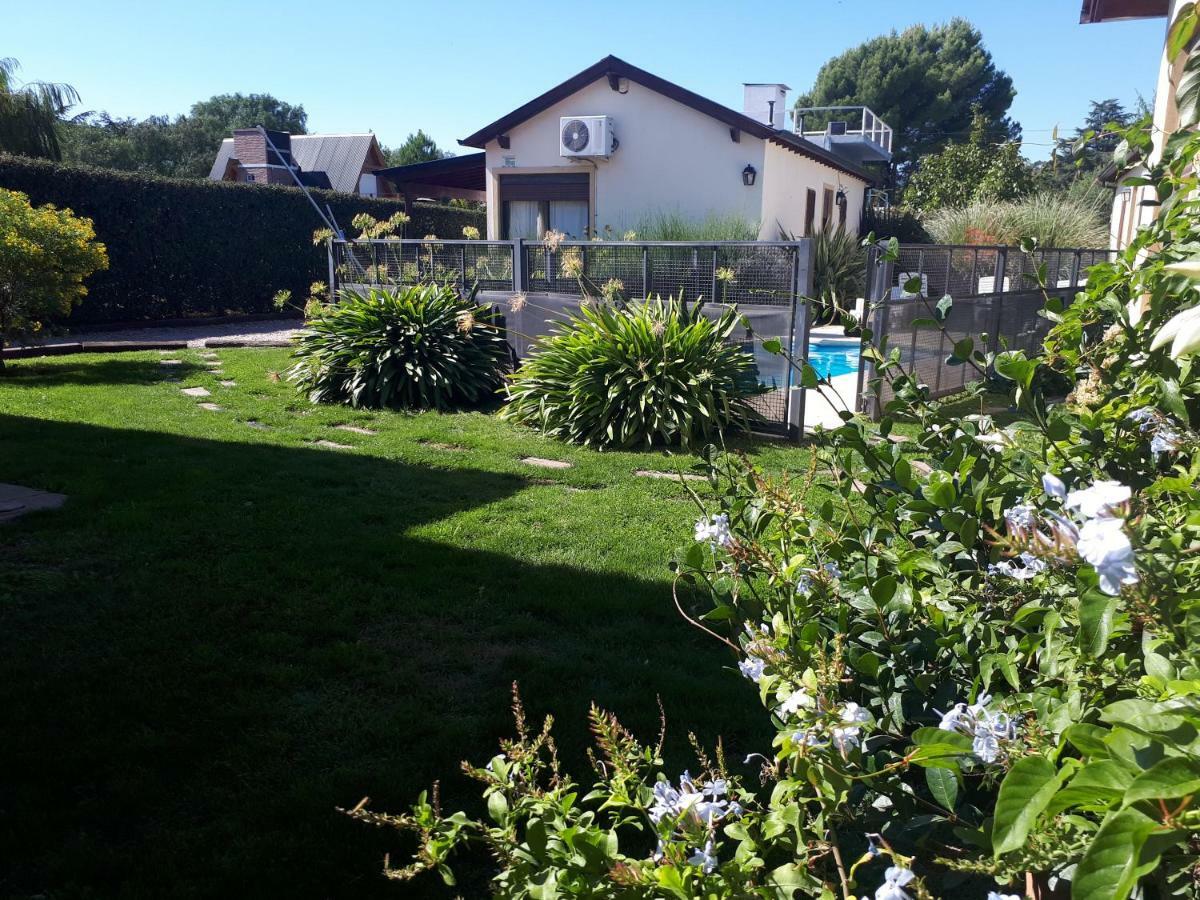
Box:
[58,92,309,178]
[382,130,452,167]
[0,57,79,160]
[903,110,1032,213]
[0,188,108,366]
[794,19,1019,183]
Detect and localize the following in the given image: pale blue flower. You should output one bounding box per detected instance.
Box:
[1042,473,1067,499]
[688,839,718,873]
[1066,480,1130,519]
[694,514,733,548]
[1077,516,1139,595]
[875,865,915,900]
[738,657,766,683]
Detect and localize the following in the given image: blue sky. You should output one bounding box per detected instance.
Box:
[9,0,1167,159]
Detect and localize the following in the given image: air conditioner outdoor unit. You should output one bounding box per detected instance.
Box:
[559,116,615,157]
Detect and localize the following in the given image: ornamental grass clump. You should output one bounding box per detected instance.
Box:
[501,296,764,449]
[287,283,509,410]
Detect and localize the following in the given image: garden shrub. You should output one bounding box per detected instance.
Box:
[0,187,107,363]
[345,105,1200,899]
[501,296,764,449]
[632,210,761,241]
[288,283,508,410]
[0,154,484,323]
[800,225,866,325]
[859,205,930,244]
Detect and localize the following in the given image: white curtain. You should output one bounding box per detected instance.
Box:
[549,201,588,239]
[507,201,542,241]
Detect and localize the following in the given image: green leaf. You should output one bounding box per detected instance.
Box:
[1079,591,1116,657]
[1123,757,1200,806]
[801,364,819,389]
[487,790,509,824]
[926,766,958,810]
[992,756,1066,856]
[762,337,783,355]
[1071,807,1158,900]
[935,294,953,320]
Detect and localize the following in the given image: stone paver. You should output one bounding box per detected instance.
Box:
[219,380,236,387]
[197,402,223,411]
[245,420,270,430]
[314,439,354,450]
[634,469,705,482]
[521,456,572,469]
[0,483,67,522]
[336,425,377,435]
[181,386,210,397]
[160,359,182,366]
[419,440,466,451]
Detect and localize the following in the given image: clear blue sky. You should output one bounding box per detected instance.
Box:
[8,0,1167,159]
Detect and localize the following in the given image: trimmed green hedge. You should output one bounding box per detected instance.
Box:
[0,154,486,323]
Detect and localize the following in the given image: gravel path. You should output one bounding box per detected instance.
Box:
[24,319,301,349]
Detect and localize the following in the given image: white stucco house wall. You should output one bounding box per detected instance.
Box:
[445,56,878,242]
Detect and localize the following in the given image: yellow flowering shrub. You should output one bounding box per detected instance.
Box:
[0,188,107,356]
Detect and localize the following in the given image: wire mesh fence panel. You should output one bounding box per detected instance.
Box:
[864,244,1114,412]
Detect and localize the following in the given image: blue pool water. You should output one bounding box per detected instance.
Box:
[748,339,860,387]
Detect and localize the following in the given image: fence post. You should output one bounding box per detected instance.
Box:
[986,247,1008,359]
[857,245,892,421]
[327,239,338,297]
[513,239,525,293]
[642,246,650,297]
[1070,249,1082,288]
[460,244,467,295]
[710,248,719,305]
[787,241,814,440]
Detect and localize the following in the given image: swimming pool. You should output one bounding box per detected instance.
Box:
[748,339,860,386]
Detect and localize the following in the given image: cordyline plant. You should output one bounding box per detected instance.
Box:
[343,103,1200,900]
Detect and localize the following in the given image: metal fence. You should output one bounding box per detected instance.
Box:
[857,243,1115,418]
[329,238,813,436]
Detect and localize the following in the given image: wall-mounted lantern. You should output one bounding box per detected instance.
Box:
[742,164,757,187]
[835,187,847,209]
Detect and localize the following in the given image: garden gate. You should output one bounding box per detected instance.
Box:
[857,243,1115,419]
[329,238,816,438]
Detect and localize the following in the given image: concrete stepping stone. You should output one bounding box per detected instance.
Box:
[521,456,572,469]
[314,439,354,450]
[197,402,223,411]
[419,440,465,451]
[336,425,377,435]
[634,469,705,482]
[910,460,933,477]
[160,359,183,366]
[245,420,270,430]
[219,380,236,388]
[0,483,67,522]
[163,377,181,383]
[181,386,210,397]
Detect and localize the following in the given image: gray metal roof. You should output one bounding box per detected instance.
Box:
[208,133,382,193]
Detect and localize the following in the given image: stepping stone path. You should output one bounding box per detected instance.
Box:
[419,440,465,451]
[245,420,270,430]
[634,469,705,482]
[219,380,236,388]
[521,456,572,469]
[160,359,183,366]
[910,460,933,477]
[198,402,223,411]
[335,425,377,435]
[314,439,354,450]
[0,483,67,523]
[181,386,210,397]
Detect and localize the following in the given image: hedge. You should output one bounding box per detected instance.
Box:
[0,154,486,323]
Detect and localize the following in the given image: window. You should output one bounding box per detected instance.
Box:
[246,173,256,182]
[804,189,816,236]
[500,173,590,239]
[822,187,834,229]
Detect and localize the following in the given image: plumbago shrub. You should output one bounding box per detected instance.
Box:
[288,282,509,410]
[344,122,1199,898]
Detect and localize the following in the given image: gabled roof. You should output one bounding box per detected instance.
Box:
[208,133,383,193]
[374,152,486,192]
[458,55,874,183]
[1079,0,1168,22]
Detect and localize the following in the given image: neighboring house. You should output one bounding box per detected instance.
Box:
[375,55,884,241]
[1080,0,1184,248]
[208,130,394,197]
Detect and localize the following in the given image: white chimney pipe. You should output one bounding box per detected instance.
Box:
[743,83,790,130]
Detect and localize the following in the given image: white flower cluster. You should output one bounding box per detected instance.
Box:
[779,691,872,754]
[649,771,741,874]
[936,693,1016,764]
[694,513,733,548]
[994,474,1139,596]
[874,865,915,900]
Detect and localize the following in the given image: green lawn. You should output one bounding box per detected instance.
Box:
[0,348,820,898]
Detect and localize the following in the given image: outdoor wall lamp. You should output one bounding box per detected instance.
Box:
[742,164,757,186]
[835,187,847,208]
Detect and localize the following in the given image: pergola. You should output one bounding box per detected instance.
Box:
[1079,0,1168,22]
[373,152,486,214]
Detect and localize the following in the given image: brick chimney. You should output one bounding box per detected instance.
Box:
[233,128,295,185]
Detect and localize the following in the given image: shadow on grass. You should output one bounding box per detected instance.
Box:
[0,357,207,387]
[0,414,768,899]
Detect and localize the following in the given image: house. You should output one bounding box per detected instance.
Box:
[374,55,883,241]
[1080,0,1181,248]
[208,130,394,197]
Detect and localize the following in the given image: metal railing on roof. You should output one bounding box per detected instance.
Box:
[792,106,893,155]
